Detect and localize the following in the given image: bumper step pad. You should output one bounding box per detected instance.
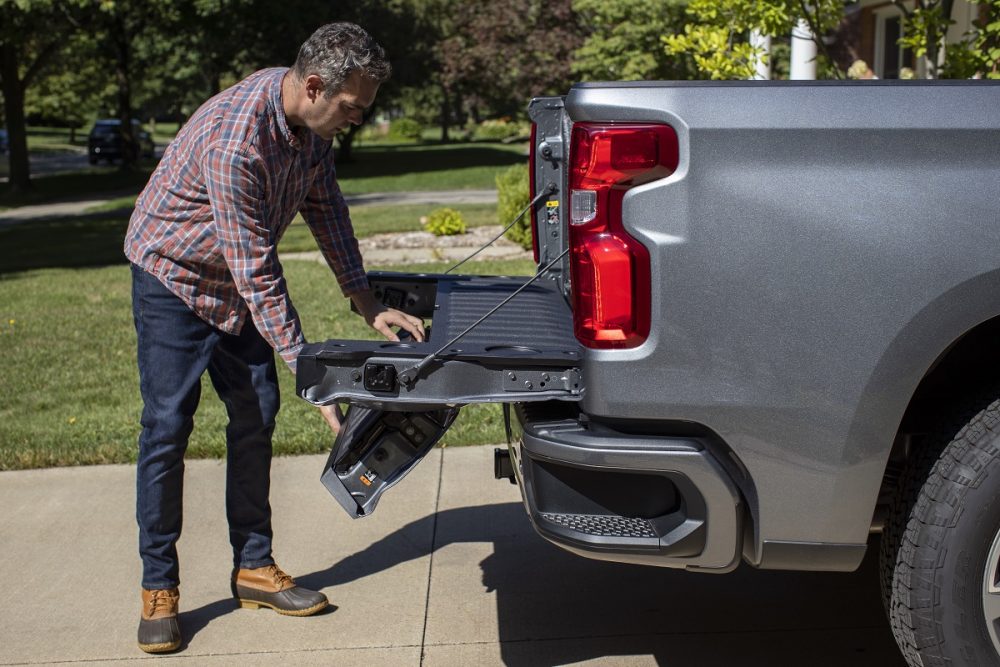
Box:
[540,512,658,539]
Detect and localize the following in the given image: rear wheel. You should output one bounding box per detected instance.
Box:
[881,394,1000,666]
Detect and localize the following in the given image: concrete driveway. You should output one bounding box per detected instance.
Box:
[0,445,906,666]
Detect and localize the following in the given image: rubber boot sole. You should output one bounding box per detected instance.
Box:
[237,597,329,617]
[138,639,181,654]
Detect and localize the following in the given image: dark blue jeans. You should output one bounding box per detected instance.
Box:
[131,264,278,589]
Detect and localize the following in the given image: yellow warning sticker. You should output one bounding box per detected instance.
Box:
[546,200,559,208]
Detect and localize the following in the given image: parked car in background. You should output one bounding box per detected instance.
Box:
[87,119,154,164]
[0,129,9,154]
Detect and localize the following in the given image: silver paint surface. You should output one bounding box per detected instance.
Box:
[562,81,1000,550]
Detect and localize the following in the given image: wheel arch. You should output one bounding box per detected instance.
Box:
[872,272,1000,524]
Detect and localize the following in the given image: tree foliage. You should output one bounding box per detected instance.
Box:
[663,0,845,79]
[893,0,956,78]
[573,0,693,81]
[0,0,87,190]
[909,0,1000,78]
[410,0,582,139]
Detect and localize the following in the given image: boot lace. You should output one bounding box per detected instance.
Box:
[147,589,178,616]
[266,564,295,590]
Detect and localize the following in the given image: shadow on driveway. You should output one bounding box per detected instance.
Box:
[288,503,906,666]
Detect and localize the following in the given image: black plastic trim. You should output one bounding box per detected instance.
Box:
[513,405,742,572]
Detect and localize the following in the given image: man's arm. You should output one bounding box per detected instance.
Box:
[300,149,424,342]
[205,145,308,372]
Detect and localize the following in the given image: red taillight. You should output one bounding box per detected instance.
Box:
[568,123,678,349]
[528,122,540,263]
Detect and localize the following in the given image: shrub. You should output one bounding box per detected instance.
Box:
[389,117,423,141]
[496,163,531,250]
[473,118,527,142]
[425,207,467,236]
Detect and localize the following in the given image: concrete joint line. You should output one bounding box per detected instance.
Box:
[419,447,445,666]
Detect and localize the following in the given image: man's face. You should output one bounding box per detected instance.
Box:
[303,70,379,141]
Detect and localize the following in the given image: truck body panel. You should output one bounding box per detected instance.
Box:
[555,81,1000,559]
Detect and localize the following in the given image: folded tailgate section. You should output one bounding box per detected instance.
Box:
[296,271,582,518]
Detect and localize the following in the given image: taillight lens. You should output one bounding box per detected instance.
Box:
[528,122,540,263]
[568,123,678,348]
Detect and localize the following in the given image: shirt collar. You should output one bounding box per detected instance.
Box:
[271,68,302,151]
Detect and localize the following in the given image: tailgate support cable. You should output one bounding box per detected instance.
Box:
[398,246,570,387]
[444,183,556,275]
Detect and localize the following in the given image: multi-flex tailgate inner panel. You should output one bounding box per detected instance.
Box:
[296,273,583,409]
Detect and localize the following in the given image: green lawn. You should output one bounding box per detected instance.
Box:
[335,141,526,194]
[279,203,499,252]
[0,164,158,210]
[23,125,89,153]
[1,138,524,210]
[0,214,533,469]
[0,203,501,273]
[0,129,534,470]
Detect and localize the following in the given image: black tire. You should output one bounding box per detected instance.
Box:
[881,393,1000,666]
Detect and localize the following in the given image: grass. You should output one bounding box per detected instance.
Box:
[0,203,501,273]
[0,163,157,210]
[280,203,499,251]
[2,139,523,210]
[335,141,526,194]
[0,210,534,470]
[0,129,534,469]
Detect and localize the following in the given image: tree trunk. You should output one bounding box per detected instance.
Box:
[0,43,32,192]
[336,125,360,162]
[439,81,451,142]
[112,13,137,169]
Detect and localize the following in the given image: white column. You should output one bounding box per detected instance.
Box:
[750,30,772,80]
[790,18,817,80]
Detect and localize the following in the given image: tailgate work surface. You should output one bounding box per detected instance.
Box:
[296,273,583,409]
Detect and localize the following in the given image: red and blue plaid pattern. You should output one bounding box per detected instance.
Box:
[125,68,367,372]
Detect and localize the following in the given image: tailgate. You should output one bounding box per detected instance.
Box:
[296,271,581,518]
[297,97,574,518]
[296,271,581,409]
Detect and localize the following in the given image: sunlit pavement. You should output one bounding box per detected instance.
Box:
[0,445,906,666]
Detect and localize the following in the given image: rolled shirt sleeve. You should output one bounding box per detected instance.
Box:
[205,144,307,371]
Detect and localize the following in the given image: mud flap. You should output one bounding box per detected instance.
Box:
[320,404,460,518]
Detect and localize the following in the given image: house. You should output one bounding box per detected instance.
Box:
[854,0,985,78]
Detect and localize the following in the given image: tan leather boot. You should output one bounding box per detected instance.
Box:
[137,588,180,653]
[232,564,328,616]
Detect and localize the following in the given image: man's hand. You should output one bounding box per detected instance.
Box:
[352,289,425,342]
[318,403,344,435]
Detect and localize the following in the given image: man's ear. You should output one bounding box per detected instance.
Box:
[304,74,325,101]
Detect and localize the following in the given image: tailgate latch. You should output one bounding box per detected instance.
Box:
[364,363,398,393]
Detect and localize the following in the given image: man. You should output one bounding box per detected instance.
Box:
[124,23,423,654]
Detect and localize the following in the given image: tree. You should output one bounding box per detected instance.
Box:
[24,34,106,142]
[87,0,183,169]
[573,0,694,81]
[893,0,955,78]
[901,0,1000,78]
[663,0,845,80]
[433,0,583,135]
[0,0,83,192]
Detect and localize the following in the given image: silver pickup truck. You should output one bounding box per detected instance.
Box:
[297,80,1000,667]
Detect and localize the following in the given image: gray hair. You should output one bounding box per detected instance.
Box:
[293,22,391,96]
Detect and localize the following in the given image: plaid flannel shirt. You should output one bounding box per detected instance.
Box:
[124,68,368,373]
